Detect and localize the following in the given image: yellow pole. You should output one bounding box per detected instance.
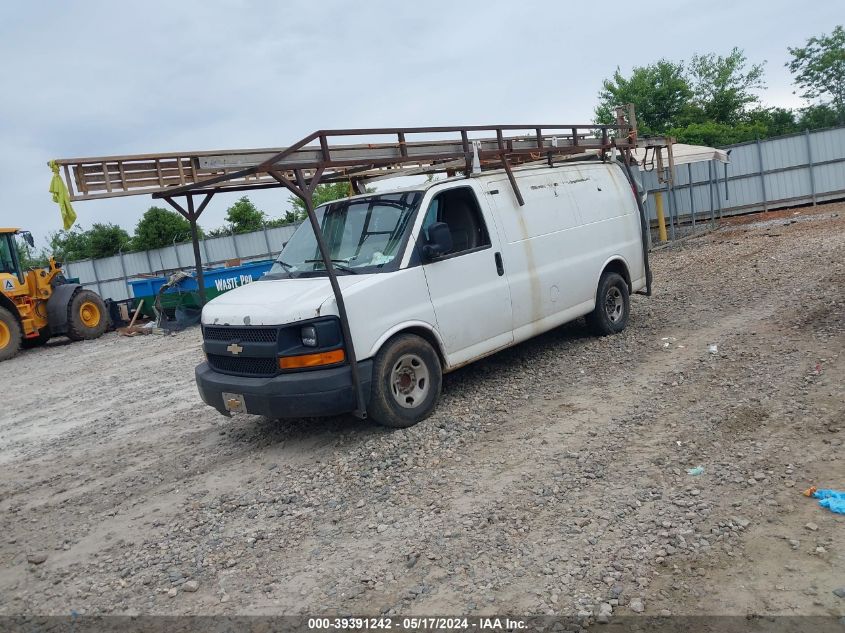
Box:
[655,191,668,242]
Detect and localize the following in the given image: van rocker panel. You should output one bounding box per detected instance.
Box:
[196,360,373,418]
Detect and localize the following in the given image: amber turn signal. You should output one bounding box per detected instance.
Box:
[279,348,345,369]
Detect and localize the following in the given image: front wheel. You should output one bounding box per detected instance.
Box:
[0,306,22,362]
[587,271,630,336]
[66,289,109,341]
[368,334,442,428]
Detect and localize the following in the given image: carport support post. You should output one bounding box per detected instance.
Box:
[667,179,677,241]
[186,195,207,306]
[163,193,213,306]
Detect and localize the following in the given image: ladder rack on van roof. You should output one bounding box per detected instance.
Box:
[52,106,672,205]
[50,104,670,419]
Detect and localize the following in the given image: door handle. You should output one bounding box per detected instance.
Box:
[494,252,504,276]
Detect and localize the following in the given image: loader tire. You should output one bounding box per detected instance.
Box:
[0,306,22,362]
[66,289,108,341]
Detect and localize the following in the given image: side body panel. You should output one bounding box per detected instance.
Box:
[484,163,645,344]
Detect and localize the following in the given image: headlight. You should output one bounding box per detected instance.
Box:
[300,325,318,347]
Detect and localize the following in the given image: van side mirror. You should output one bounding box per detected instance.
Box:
[422,222,453,261]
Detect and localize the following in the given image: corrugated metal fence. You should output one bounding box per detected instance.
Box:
[64,125,845,302]
[65,223,300,302]
[640,125,845,238]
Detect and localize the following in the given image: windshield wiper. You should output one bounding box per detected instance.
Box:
[274,260,293,271]
[303,259,358,274]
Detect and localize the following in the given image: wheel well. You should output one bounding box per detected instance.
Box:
[385,326,447,368]
[601,259,631,293]
[0,293,21,323]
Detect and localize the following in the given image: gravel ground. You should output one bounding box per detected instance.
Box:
[0,202,843,620]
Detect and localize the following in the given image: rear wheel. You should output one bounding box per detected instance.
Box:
[66,290,108,341]
[368,334,442,428]
[587,271,630,336]
[0,306,22,362]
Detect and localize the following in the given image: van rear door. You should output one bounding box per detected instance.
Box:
[417,184,513,367]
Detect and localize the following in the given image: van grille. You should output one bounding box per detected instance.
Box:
[207,354,278,377]
[203,326,278,343]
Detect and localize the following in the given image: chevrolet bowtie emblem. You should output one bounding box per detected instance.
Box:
[227,343,244,355]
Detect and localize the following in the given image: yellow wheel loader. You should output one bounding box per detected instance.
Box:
[0,228,108,361]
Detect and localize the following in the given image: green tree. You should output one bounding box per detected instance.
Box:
[596,48,767,139]
[205,226,233,239]
[743,107,799,137]
[45,223,132,261]
[288,182,375,219]
[133,206,196,251]
[666,121,766,147]
[787,25,845,123]
[48,225,91,262]
[797,103,841,129]
[15,240,48,269]
[265,211,301,228]
[86,223,131,259]
[224,196,266,233]
[687,48,766,124]
[595,60,692,133]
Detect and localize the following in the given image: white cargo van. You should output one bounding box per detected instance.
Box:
[196,159,647,427]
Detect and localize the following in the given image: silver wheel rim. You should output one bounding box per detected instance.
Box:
[605,286,624,323]
[390,353,430,409]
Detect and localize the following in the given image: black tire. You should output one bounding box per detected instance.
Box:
[0,306,22,362]
[587,272,630,336]
[66,289,109,341]
[22,327,51,348]
[368,334,442,428]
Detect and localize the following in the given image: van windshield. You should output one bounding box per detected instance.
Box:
[265,191,423,278]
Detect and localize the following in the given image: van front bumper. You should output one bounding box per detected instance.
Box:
[195,360,373,418]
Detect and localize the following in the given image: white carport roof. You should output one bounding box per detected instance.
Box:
[632,143,729,166]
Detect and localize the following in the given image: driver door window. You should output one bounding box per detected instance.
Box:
[421,188,491,257]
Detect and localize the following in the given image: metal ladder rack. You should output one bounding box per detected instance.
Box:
[53,107,646,205]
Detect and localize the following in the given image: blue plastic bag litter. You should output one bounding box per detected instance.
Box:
[813,489,845,515]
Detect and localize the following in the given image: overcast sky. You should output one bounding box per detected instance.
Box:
[1,0,841,246]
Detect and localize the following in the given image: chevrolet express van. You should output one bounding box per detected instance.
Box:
[196,159,647,427]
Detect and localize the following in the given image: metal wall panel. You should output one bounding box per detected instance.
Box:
[644,125,845,230]
[60,222,304,302]
[811,127,845,162]
[205,236,236,262]
[815,162,844,194]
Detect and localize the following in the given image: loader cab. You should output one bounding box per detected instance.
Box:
[0,229,25,284]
